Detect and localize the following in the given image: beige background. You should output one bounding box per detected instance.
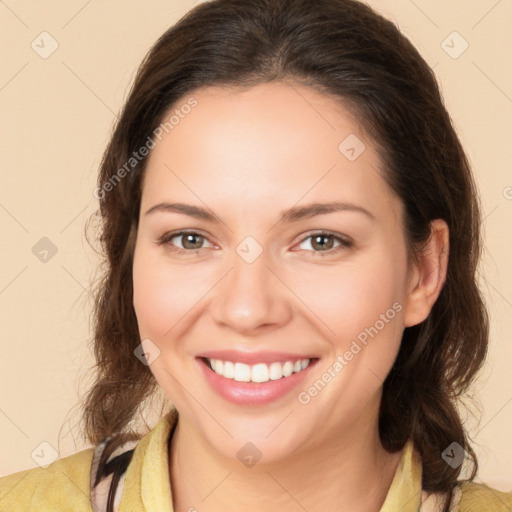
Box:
[1,0,511,490]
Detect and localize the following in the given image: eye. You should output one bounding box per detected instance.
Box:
[294,231,353,255]
[157,230,215,254]
[156,229,352,256]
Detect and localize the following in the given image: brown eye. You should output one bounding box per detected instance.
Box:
[296,232,352,254]
[177,233,205,250]
[157,230,215,254]
[311,234,335,251]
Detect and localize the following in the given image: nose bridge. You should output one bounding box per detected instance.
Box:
[211,238,291,333]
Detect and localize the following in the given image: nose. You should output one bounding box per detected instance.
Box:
[210,246,293,335]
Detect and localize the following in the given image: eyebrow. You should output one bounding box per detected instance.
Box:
[144,201,376,223]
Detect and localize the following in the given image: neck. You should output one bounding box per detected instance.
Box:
[168,410,404,512]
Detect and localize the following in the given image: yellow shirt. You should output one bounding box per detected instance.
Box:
[1,411,511,511]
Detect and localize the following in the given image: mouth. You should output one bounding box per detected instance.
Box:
[199,356,315,383]
[195,354,319,406]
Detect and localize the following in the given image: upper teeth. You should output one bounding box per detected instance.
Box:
[207,358,311,383]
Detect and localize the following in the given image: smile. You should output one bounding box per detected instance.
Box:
[196,356,319,406]
[205,357,312,383]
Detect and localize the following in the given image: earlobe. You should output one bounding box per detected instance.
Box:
[403,219,450,328]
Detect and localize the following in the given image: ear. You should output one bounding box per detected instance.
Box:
[403,219,449,328]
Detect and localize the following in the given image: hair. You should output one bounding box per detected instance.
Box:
[80,0,488,508]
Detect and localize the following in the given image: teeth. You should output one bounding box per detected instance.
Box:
[213,359,223,375]
[282,361,294,377]
[223,361,235,379]
[206,358,311,383]
[251,363,269,383]
[234,362,251,382]
[269,362,283,380]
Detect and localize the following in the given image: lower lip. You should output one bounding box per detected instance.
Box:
[196,357,318,406]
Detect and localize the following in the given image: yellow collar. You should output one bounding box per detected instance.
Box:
[379,437,423,511]
[119,411,422,511]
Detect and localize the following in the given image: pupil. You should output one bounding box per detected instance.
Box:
[313,235,332,251]
[184,234,202,249]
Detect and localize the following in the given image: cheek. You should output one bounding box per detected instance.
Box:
[132,249,202,339]
[292,260,404,336]
[295,264,406,412]
[287,248,407,385]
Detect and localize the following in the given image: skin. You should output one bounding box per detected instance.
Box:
[132,81,449,512]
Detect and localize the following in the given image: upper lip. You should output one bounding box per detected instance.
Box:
[197,349,317,365]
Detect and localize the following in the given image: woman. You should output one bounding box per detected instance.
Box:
[1,0,510,510]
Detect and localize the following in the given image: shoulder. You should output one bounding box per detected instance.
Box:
[0,447,95,512]
[459,481,512,512]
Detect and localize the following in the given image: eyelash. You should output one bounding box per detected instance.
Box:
[156,230,353,257]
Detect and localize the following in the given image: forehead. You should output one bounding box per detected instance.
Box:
[141,81,400,226]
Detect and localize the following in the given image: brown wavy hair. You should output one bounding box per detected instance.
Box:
[80,0,488,506]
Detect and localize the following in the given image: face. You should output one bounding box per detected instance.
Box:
[132,81,420,464]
